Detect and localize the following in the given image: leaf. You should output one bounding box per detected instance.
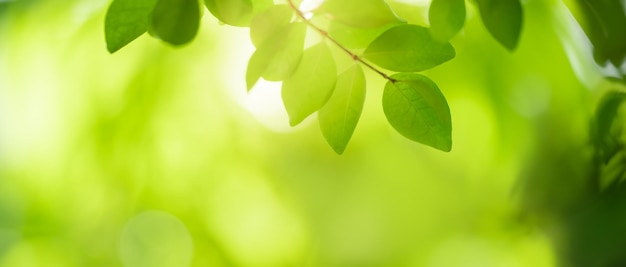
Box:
[246,47,267,91]
[363,24,455,72]
[249,4,293,48]
[261,22,307,81]
[475,0,523,51]
[593,90,626,163]
[384,1,429,26]
[568,0,626,67]
[319,64,366,154]
[246,22,307,90]
[151,0,200,46]
[105,0,159,53]
[282,42,337,126]
[429,0,466,42]
[328,21,396,49]
[205,0,251,27]
[319,0,404,28]
[383,73,452,152]
[205,0,272,27]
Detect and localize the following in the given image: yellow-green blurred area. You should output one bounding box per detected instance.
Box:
[0,0,620,266]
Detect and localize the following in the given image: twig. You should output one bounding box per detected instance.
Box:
[287,0,396,83]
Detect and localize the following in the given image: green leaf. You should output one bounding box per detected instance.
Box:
[282,42,337,126]
[205,0,251,27]
[319,0,404,28]
[363,24,455,72]
[151,0,200,46]
[319,64,366,154]
[246,47,267,91]
[328,21,396,49]
[593,90,626,163]
[384,1,429,26]
[475,0,523,51]
[383,73,452,152]
[249,4,293,48]
[567,0,626,67]
[205,0,272,27]
[429,0,466,42]
[104,0,159,53]
[246,22,307,90]
[261,22,306,81]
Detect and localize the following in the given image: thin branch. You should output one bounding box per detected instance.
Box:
[287,0,396,83]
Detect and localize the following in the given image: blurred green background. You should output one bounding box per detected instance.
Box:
[0,0,620,266]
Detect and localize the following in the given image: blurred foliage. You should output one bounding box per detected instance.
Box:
[564,0,626,69]
[0,0,625,267]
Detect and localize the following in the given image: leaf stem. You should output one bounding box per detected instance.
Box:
[287,0,396,83]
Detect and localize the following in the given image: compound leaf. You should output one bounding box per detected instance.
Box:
[151,0,200,46]
[475,0,523,51]
[383,73,452,152]
[319,64,366,154]
[105,0,159,53]
[363,24,455,72]
[319,0,404,28]
[282,42,337,126]
[429,0,466,42]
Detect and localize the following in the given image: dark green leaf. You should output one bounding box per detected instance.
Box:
[363,24,455,72]
[151,0,200,46]
[594,90,626,163]
[383,73,452,152]
[205,0,272,27]
[319,64,366,154]
[568,0,626,67]
[105,0,159,53]
[246,22,307,90]
[249,4,293,48]
[429,0,466,42]
[475,0,523,51]
[282,42,337,126]
[319,0,404,28]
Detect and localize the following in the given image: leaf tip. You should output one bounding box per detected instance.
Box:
[436,131,453,152]
[246,80,256,92]
[503,40,520,52]
[104,31,122,53]
[448,43,457,59]
[497,34,520,51]
[106,43,120,54]
[424,135,452,152]
[440,141,452,152]
[288,117,302,127]
[330,145,347,155]
[321,132,349,155]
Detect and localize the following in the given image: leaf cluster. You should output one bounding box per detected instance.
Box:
[105,0,526,154]
[592,88,626,190]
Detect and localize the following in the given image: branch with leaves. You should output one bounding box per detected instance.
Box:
[104,0,526,154]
